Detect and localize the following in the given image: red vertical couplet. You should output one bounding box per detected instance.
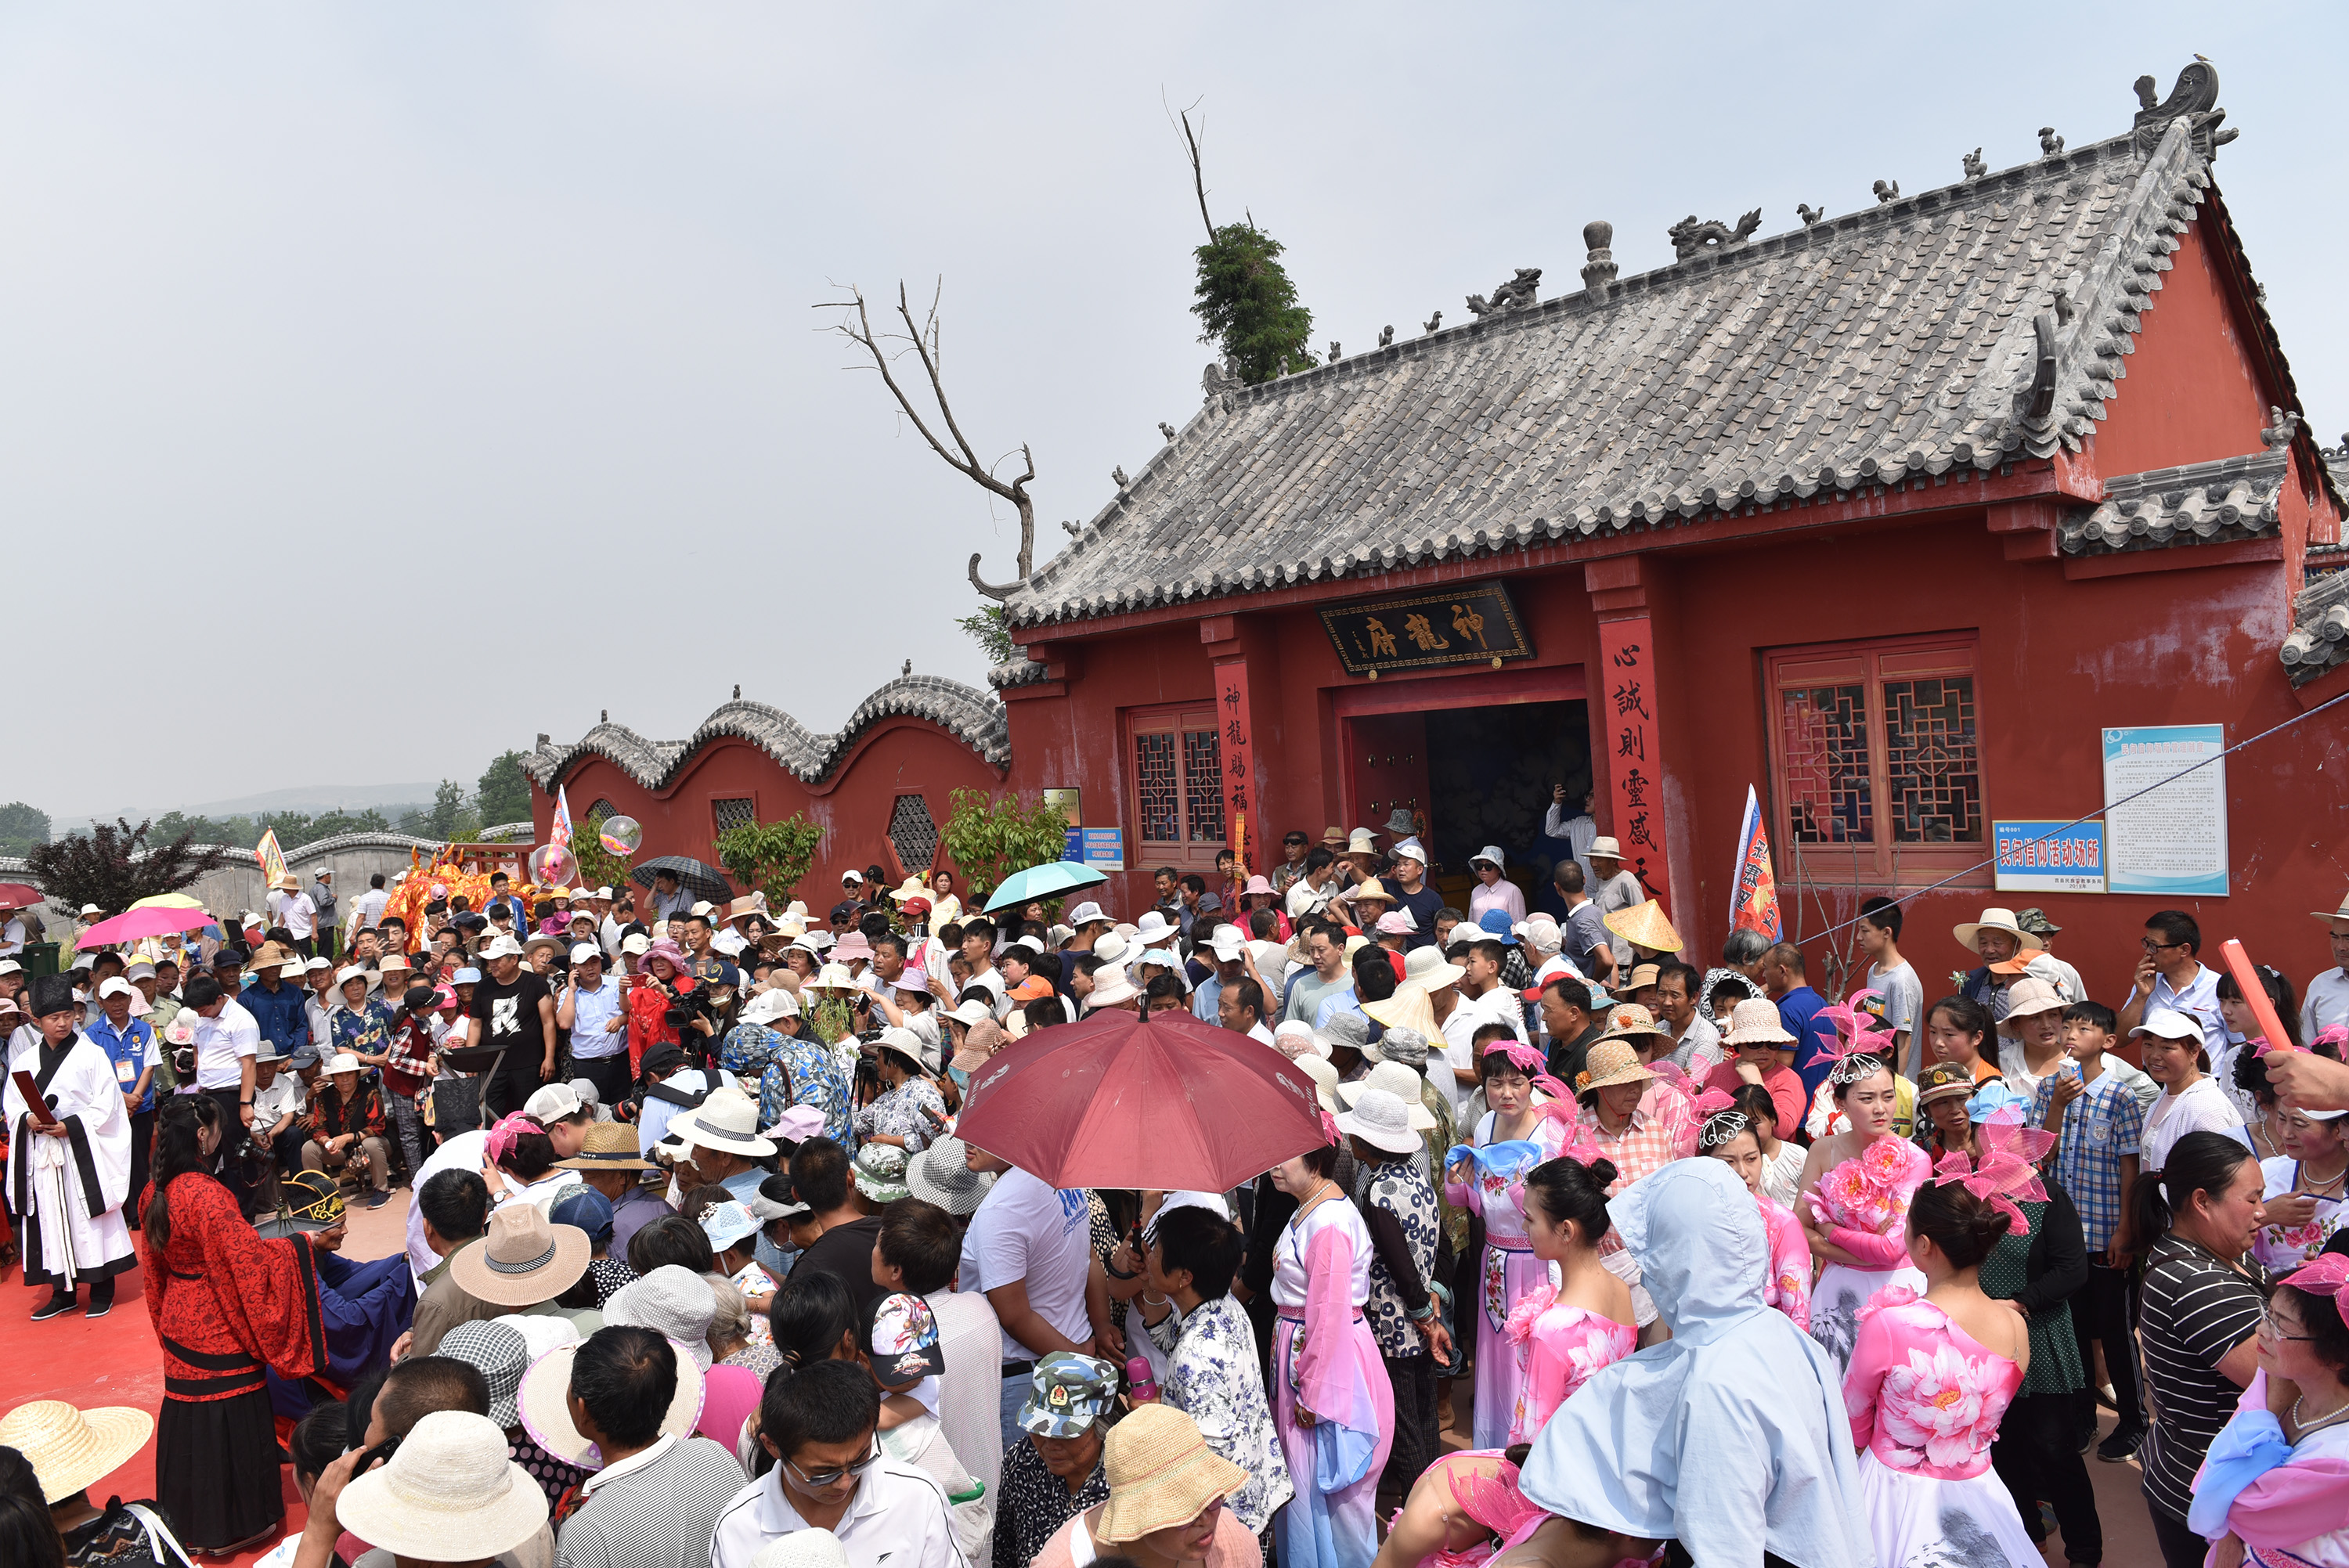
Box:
[1213,658,1257,879]
[1595,618,1673,914]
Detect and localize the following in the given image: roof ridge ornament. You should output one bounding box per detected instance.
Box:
[1466,269,1541,316]
[1580,222,1618,291]
[1961,149,1986,181]
[1872,180,1900,204]
[1797,204,1823,227]
[2039,127,2065,157]
[2134,61,2236,161]
[2260,406,2301,452]
[1668,210,1761,261]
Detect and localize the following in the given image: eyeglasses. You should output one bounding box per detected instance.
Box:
[2141,938,2186,952]
[2257,1308,2315,1343]
[785,1445,882,1490]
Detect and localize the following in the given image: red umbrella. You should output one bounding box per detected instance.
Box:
[0,884,42,910]
[957,1005,1330,1191]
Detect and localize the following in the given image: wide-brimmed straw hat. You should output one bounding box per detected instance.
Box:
[1594,1002,1670,1044]
[1588,837,1624,863]
[555,1121,656,1173]
[1951,907,2044,954]
[0,1400,153,1502]
[806,962,861,995]
[1723,997,1796,1047]
[1602,899,1682,953]
[2312,895,2349,925]
[671,1086,778,1157]
[1575,1039,1656,1093]
[2001,976,2066,1019]
[449,1206,592,1308]
[1334,1087,1428,1154]
[518,1338,706,1470]
[1344,878,1399,907]
[1363,981,1440,1040]
[334,1410,548,1563]
[1095,1404,1248,1544]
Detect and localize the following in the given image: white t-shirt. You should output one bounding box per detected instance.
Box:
[2141,1074,2246,1175]
[958,1166,1093,1361]
[271,891,317,940]
[348,888,390,936]
[251,1073,304,1133]
[194,997,262,1091]
[1865,958,1925,1078]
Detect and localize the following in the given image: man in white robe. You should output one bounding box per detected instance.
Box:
[5,975,135,1320]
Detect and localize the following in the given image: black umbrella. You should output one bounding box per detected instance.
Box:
[630,856,734,904]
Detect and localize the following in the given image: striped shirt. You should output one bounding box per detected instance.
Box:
[554,1434,746,1568]
[2138,1231,2264,1523]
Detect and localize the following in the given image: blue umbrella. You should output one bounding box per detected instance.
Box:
[981,860,1108,914]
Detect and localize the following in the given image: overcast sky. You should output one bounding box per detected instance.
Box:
[5,2,2341,826]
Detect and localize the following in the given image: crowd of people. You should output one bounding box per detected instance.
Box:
[4,833,2349,1568]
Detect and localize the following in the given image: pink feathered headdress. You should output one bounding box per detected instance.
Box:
[485,1112,544,1166]
[1930,1109,2050,1235]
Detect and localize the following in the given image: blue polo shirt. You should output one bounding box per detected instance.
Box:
[1778,985,1840,1099]
[241,979,312,1060]
[85,1014,161,1113]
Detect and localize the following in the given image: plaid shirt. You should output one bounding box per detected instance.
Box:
[1575,1084,1698,1195]
[2030,1065,2145,1252]
[383,1015,437,1098]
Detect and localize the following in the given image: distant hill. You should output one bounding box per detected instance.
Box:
[61,783,442,827]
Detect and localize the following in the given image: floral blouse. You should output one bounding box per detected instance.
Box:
[1355,1153,1440,1357]
[855,1077,946,1153]
[1146,1293,1295,1534]
[2255,1156,2349,1274]
[1805,1136,1931,1270]
[720,1021,853,1144]
[992,1434,1109,1568]
[1844,1287,2023,1480]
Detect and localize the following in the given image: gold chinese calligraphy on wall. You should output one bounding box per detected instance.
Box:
[1318,582,1532,676]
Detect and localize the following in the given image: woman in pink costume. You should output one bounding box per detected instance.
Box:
[1270,1121,1395,1568]
[1797,1024,1929,1377]
[1694,1089,1812,1332]
[1444,1036,1571,1450]
[1504,1155,1636,1442]
[1844,1163,2041,1567]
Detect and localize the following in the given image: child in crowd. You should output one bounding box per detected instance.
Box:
[2030,1000,2147,1462]
[1925,995,2004,1087]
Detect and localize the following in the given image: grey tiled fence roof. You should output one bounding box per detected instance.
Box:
[1005,118,2229,630]
[523,675,1011,793]
[2059,450,2289,557]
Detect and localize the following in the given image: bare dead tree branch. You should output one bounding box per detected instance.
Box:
[1179,108,1214,243]
[820,279,1037,600]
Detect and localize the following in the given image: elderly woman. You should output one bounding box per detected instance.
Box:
[1571,1026,1695,1194]
[2191,1254,2349,1568]
[992,1354,1117,1568]
[300,1052,392,1208]
[2254,1094,2349,1274]
[1031,1404,1259,1568]
[853,1026,948,1155]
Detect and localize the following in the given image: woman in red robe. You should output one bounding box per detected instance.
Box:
[142,1094,334,1556]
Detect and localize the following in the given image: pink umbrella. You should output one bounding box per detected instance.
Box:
[75,904,215,946]
[957,1005,1329,1191]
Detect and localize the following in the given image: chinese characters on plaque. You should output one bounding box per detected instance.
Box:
[1596,618,1672,910]
[1318,582,1532,676]
[1214,660,1259,876]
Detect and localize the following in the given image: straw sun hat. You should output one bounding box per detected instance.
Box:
[0,1400,152,1501]
[1095,1404,1247,1544]
[1575,1040,1656,1094]
[1600,898,1683,953]
[334,1410,548,1563]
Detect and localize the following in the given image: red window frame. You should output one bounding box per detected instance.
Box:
[1763,633,1988,888]
[1124,702,1227,870]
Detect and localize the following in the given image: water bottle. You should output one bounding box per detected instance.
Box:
[1126,1356,1159,1404]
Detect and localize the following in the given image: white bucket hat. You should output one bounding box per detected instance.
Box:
[1294,1054,1341,1111]
[1334,1087,1424,1154]
[1132,911,1181,949]
[1588,837,1624,863]
[739,988,801,1026]
[1470,845,1506,872]
[517,1340,705,1470]
[1338,1060,1438,1128]
[1400,945,1466,991]
[1085,965,1141,1011]
[334,1410,548,1563]
[672,1086,778,1157]
[1066,901,1109,928]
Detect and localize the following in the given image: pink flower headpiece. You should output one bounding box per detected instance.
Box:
[1481,1036,1547,1076]
[1930,1114,2048,1235]
[2302,1023,2349,1059]
[2281,1253,2349,1330]
[485,1111,544,1166]
[1976,1107,2057,1168]
[1818,988,1897,1067]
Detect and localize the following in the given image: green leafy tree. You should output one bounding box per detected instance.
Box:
[477,751,534,827]
[954,604,1016,666]
[938,788,1075,907]
[1178,109,1314,384]
[0,802,49,858]
[27,819,233,914]
[715,814,825,907]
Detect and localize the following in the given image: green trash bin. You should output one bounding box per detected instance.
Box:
[16,942,59,979]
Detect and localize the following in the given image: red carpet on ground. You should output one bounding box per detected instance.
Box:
[0,1191,412,1566]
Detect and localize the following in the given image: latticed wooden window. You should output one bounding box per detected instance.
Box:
[889,794,940,871]
[711,797,757,838]
[1765,637,1984,885]
[1128,704,1227,868]
[587,798,619,827]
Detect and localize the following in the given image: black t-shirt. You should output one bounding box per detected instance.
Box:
[788,1216,888,1324]
[470,971,554,1068]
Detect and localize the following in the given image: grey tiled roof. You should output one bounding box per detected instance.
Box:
[2059,450,2288,557]
[1005,120,2226,629]
[2282,569,2349,687]
[987,658,1051,690]
[523,675,1010,792]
